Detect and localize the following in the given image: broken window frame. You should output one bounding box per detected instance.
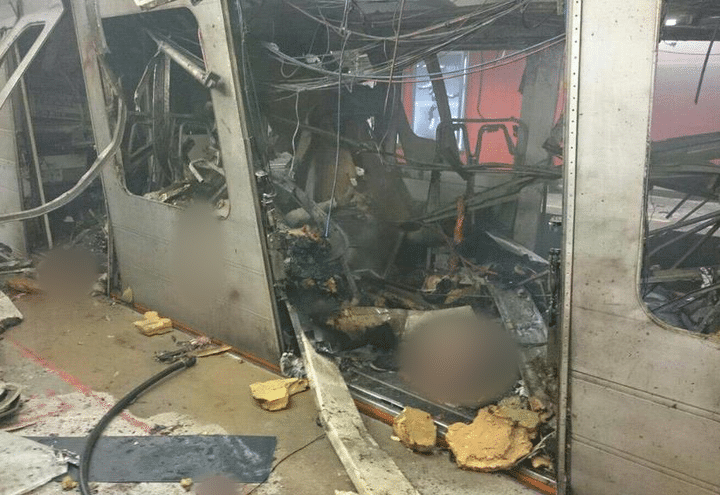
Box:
[0,0,65,112]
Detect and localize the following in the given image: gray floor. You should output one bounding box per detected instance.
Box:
[1,294,536,495]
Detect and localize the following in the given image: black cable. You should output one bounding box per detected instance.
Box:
[78,357,197,495]
[694,18,719,105]
[246,433,326,495]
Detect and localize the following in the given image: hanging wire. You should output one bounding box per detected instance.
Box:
[324,0,352,237]
[289,91,301,178]
[286,0,521,43]
[694,18,720,104]
[263,34,564,92]
[383,0,407,115]
[475,50,485,117]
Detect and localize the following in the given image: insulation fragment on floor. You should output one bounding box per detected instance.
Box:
[0,290,22,331]
[5,278,42,294]
[392,407,436,453]
[133,311,172,336]
[0,431,67,495]
[446,409,533,472]
[250,377,309,411]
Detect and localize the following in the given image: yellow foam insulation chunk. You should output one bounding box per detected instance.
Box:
[133,311,172,336]
[489,396,542,434]
[392,407,437,453]
[250,377,309,411]
[446,409,532,472]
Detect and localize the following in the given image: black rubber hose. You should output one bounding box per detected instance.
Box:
[78,357,197,495]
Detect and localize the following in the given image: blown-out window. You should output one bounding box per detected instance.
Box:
[642,35,720,337]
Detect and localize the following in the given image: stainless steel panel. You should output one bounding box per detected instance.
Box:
[71,0,282,362]
[571,442,718,495]
[571,376,720,487]
[0,59,25,256]
[562,0,720,493]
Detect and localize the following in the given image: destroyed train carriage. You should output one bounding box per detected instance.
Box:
[0,0,719,494]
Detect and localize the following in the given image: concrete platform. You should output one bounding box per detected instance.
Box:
[0,294,536,495]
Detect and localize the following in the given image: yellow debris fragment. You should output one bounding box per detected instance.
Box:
[61,476,78,491]
[392,407,437,453]
[194,344,233,358]
[446,409,532,472]
[180,478,193,491]
[250,377,309,411]
[134,311,172,336]
[121,286,133,303]
[531,455,553,470]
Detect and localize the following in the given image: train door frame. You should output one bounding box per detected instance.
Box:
[559,0,720,493]
[70,0,284,364]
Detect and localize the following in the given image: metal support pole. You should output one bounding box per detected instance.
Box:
[146,31,220,89]
[14,45,53,249]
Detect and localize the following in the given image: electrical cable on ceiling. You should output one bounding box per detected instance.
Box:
[264,34,564,92]
[262,5,559,91]
[286,0,520,43]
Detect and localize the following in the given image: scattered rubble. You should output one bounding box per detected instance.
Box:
[121,287,134,304]
[61,475,79,491]
[280,352,306,378]
[530,455,553,470]
[444,396,552,472]
[5,277,42,294]
[0,383,22,421]
[392,407,437,453]
[179,478,194,491]
[488,396,542,436]
[446,408,533,472]
[194,344,232,358]
[134,311,173,336]
[250,377,309,411]
[155,337,232,363]
[0,291,23,331]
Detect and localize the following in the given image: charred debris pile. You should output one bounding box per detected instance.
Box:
[242,1,565,476]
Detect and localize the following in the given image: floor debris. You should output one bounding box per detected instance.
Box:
[121,287,133,303]
[392,407,437,453]
[0,383,22,421]
[134,311,173,336]
[530,455,553,470]
[194,344,233,358]
[5,277,42,294]
[250,377,309,411]
[446,409,533,472]
[0,431,67,495]
[155,338,232,363]
[0,291,23,331]
[444,395,551,473]
[179,478,193,491]
[290,305,421,495]
[488,397,542,436]
[60,476,78,491]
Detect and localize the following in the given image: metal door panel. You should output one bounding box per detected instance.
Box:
[71,0,282,363]
[571,442,718,495]
[571,377,720,487]
[561,0,720,492]
[572,305,720,414]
